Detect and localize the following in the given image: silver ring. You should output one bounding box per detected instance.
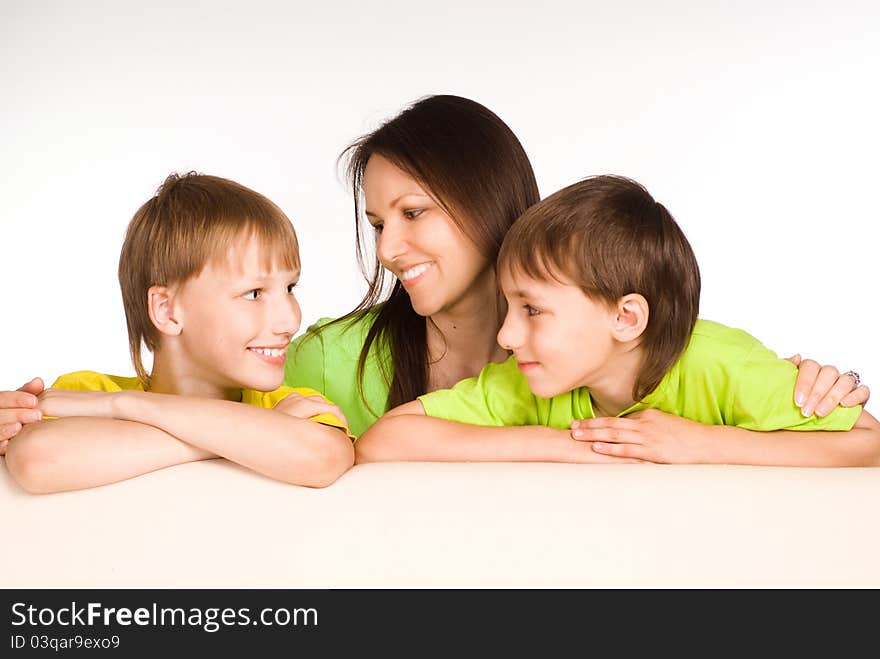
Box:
[843,370,861,388]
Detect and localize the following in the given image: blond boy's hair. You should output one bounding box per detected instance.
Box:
[118,172,300,386]
[497,175,701,401]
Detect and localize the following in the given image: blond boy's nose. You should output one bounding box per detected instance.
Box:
[274,298,301,336]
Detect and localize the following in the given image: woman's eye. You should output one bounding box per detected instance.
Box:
[242,289,261,301]
[525,304,540,316]
[403,209,424,220]
[371,222,384,233]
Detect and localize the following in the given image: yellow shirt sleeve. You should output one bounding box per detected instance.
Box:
[51,371,143,392]
[249,386,357,441]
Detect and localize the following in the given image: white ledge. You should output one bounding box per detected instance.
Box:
[3,459,879,587]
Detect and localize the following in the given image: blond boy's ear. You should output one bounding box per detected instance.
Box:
[612,293,649,342]
[147,285,183,336]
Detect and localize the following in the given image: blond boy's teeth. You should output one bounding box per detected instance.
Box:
[250,347,286,358]
[400,263,432,281]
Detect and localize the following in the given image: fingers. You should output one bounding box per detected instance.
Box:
[792,358,821,408]
[591,441,649,461]
[841,385,870,408]
[18,377,45,396]
[329,407,349,427]
[571,416,640,432]
[812,372,866,416]
[0,422,24,442]
[0,438,8,455]
[784,353,802,366]
[0,389,39,410]
[303,396,348,425]
[0,407,42,427]
[801,365,842,417]
[571,425,636,443]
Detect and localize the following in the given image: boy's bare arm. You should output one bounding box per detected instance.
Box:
[356,400,641,464]
[36,389,355,488]
[5,417,216,494]
[575,408,880,467]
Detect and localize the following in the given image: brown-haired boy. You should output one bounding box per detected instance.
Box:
[6,173,354,493]
[356,175,879,467]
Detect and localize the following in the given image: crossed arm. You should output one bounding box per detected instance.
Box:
[573,408,880,467]
[5,388,354,493]
[357,400,880,468]
[355,400,642,464]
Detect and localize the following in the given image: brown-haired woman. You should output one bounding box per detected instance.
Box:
[280,94,868,453]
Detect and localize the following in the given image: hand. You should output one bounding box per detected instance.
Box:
[274,392,349,427]
[0,377,45,455]
[571,409,715,464]
[786,354,871,417]
[37,388,119,420]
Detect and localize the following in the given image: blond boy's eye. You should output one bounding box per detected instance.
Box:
[242,289,261,301]
[287,283,298,294]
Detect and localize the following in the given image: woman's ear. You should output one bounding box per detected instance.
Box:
[147,285,183,336]
[612,293,649,342]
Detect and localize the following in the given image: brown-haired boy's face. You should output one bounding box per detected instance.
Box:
[168,235,301,395]
[496,268,619,399]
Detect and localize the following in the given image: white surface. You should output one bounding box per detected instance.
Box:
[1,1,878,398]
[3,459,879,588]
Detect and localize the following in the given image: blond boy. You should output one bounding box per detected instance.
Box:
[6,173,354,492]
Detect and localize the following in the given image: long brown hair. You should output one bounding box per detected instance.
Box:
[498,175,701,401]
[306,95,539,412]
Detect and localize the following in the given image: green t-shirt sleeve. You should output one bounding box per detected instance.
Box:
[284,323,327,394]
[418,357,538,426]
[730,341,862,431]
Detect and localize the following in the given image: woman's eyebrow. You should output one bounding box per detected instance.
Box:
[366,192,432,216]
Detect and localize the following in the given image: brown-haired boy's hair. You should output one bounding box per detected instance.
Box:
[118,172,300,387]
[497,175,701,401]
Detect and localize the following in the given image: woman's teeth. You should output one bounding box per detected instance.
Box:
[250,347,286,358]
[400,263,432,281]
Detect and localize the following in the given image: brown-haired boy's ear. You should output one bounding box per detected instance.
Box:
[612,293,649,342]
[147,285,183,336]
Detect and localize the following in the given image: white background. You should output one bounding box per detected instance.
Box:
[1,0,877,410]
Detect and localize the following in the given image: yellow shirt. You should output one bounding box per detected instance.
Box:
[52,371,355,440]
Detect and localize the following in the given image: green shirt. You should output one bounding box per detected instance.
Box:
[284,312,390,437]
[418,319,862,431]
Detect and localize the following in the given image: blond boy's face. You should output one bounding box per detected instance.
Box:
[496,268,617,399]
[171,236,301,394]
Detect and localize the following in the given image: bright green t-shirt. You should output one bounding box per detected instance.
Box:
[284,312,391,437]
[418,319,862,432]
